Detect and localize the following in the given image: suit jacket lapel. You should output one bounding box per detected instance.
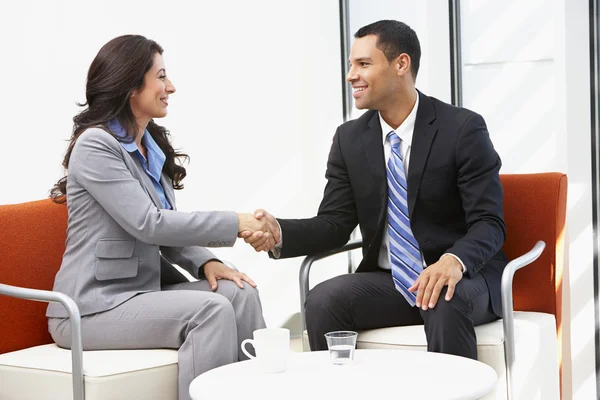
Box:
[362,111,386,176]
[160,174,176,210]
[126,155,163,208]
[407,91,438,217]
[362,111,387,204]
[141,172,163,209]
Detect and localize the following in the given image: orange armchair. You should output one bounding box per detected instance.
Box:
[0,200,70,355]
[0,200,179,400]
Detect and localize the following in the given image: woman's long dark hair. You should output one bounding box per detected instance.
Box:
[50,34,189,203]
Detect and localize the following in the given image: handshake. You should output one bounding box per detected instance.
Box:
[237,209,280,252]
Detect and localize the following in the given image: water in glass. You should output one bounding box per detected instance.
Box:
[329,344,355,365]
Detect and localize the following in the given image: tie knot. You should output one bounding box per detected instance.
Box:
[387,131,401,148]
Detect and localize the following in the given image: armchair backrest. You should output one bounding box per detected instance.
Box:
[500,172,567,386]
[0,199,67,355]
[500,173,567,319]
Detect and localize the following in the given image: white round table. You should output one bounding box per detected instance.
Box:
[189,349,497,400]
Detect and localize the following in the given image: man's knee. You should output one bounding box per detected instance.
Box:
[422,286,471,320]
[305,277,347,315]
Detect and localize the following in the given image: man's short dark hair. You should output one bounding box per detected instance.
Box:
[355,20,421,80]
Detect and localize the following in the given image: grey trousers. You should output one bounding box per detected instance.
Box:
[48,280,266,400]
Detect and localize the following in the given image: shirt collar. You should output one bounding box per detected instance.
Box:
[107,119,165,162]
[141,130,166,168]
[107,119,137,152]
[379,90,420,146]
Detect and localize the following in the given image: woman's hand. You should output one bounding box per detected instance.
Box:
[202,260,257,291]
[241,209,281,252]
[236,212,277,249]
[237,213,268,234]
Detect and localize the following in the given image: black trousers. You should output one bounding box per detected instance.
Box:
[305,270,498,360]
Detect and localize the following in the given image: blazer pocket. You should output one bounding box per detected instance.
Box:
[94,239,139,281]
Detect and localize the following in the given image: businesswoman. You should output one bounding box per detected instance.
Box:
[47,35,272,400]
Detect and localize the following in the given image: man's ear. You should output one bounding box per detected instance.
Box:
[396,53,412,77]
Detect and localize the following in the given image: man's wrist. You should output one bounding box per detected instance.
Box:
[441,253,466,274]
[274,219,283,248]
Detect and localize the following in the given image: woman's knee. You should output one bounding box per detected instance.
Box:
[217,281,262,307]
[187,293,237,332]
[200,292,236,314]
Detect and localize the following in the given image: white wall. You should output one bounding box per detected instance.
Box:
[0,0,344,331]
[461,0,558,173]
[558,1,596,398]
[461,0,596,398]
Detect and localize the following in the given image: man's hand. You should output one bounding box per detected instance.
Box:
[236,212,276,249]
[240,209,280,252]
[237,212,268,234]
[408,255,463,310]
[202,260,257,291]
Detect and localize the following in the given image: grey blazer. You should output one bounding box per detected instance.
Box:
[47,127,238,318]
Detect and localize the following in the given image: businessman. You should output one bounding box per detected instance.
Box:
[243,20,507,360]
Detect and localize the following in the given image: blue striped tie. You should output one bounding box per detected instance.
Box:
[386,131,423,306]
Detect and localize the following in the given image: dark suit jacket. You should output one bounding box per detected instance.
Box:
[276,91,508,316]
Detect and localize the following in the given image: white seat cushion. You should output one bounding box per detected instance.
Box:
[302,311,560,400]
[0,344,178,400]
[357,316,504,347]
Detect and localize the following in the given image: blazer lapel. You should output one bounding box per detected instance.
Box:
[127,155,162,208]
[160,174,176,210]
[361,111,388,214]
[141,173,163,209]
[407,91,438,217]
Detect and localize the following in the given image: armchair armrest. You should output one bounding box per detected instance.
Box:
[0,283,84,400]
[298,239,363,331]
[500,240,546,400]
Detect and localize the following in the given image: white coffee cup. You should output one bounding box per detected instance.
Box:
[241,328,290,373]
